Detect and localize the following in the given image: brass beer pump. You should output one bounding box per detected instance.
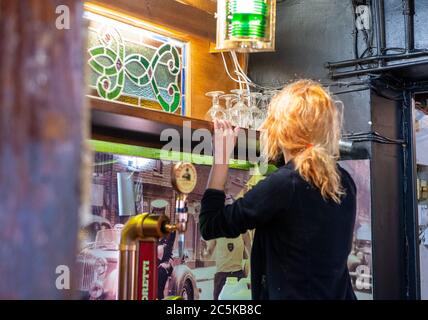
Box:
[118,162,197,300]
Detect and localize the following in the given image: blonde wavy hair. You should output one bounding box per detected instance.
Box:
[260,80,345,203]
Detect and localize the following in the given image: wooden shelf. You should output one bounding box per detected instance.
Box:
[90,97,259,160]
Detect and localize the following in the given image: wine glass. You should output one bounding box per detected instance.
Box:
[245,92,263,130]
[259,94,271,121]
[259,90,280,120]
[219,93,238,122]
[229,89,250,128]
[205,91,226,122]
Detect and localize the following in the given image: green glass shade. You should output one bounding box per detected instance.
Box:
[228,0,268,39]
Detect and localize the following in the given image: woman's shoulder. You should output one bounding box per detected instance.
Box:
[269,163,296,176]
[263,164,300,188]
[272,162,356,190]
[274,162,304,179]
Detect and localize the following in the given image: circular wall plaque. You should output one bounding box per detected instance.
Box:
[171,162,197,194]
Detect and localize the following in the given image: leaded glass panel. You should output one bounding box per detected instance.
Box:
[85,11,187,115]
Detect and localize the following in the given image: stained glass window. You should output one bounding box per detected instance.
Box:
[85,11,187,115]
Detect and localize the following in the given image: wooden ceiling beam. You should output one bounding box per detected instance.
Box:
[87,0,217,40]
[174,0,217,15]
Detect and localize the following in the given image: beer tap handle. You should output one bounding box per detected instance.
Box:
[177,195,188,232]
[177,195,188,259]
[171,162,197,261]
[178,232,185,259]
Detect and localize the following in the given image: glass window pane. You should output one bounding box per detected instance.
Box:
[85,11,187,115]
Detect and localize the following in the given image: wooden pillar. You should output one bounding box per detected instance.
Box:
[0,0,86,299]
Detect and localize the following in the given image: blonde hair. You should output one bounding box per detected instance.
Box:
[260,80,345,203]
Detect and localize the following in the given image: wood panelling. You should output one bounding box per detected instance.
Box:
[88,0,216,40]
[188,38,239,119]
[175,0,217,15]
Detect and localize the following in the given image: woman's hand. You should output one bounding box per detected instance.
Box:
[213,120,240,165]
[208,120,240,191]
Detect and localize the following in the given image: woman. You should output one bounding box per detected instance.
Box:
[199,80,357,300]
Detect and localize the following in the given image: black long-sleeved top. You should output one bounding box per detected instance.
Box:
[200,162,357,300]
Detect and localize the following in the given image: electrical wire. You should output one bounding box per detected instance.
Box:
[343,130,405,142]
[345,138,403,144]
[230,51,250,92]
[220,52,247,89]
[230,51,248,81]
[343,131,405,145]
[229,50,295,91]
[230,50,262,92]
[332,86,370,95]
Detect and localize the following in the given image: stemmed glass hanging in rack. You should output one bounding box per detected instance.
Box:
[245,92,263,130]
[219,93,238,122]
[205,91,227,122]
[229,89,251,128]
[259,94,270,118]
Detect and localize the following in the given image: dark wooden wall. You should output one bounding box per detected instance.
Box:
[0,0,85,299]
